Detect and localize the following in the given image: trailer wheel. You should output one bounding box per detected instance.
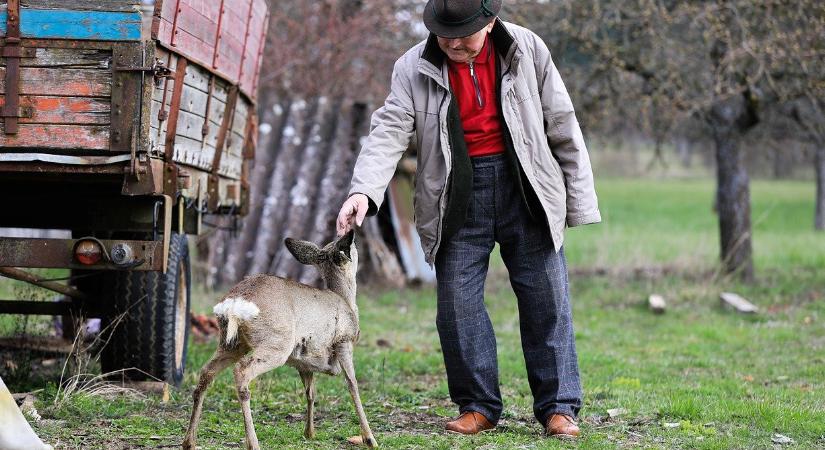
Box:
[100,233,190,386]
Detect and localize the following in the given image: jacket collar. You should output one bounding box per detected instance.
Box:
[418,18,520,86]
[446,35,493,70]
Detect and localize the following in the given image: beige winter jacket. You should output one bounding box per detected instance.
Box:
[349,19,600,264]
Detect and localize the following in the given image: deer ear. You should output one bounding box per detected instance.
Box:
[284,238,322,265]
[335,230,355,260]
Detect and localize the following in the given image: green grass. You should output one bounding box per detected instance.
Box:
[564,178,825,271]
[4,178,825,449]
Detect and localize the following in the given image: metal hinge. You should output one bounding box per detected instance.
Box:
[114,58,175,86]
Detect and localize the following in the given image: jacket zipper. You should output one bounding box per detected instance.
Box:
[430,89,451,262]
[468,62,484,109]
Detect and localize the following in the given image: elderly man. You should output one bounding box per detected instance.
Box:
[336,0,600,439]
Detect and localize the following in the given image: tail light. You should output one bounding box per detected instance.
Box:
[73,239,103,265]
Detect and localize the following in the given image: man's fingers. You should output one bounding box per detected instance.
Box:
[336,206,352,236]
[355,200,368,226]
[337,195,368,235]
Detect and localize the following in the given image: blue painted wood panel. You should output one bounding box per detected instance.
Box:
[0,9,141,41]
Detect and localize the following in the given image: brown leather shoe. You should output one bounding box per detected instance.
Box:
[445,411,495,435]
[545,414,580,438]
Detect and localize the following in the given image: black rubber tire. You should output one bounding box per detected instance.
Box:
[100,233,191,386]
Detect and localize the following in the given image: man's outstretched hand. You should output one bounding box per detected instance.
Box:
[336,193,369,236]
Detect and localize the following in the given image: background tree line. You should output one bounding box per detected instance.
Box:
[235,0,823,286]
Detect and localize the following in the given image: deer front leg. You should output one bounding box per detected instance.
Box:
[337,342,377,448]
[299,371,316,439]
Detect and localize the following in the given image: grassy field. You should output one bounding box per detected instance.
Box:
[3,178,825,449]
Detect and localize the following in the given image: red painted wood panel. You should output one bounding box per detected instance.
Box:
[155,16,174,44]
[239,0,266,93]
[0,67,111,97]
[250,7,269,96]
[0,95,109,124]
[175,1,219,48]
[0,124,110,149]
[154,0,268,100]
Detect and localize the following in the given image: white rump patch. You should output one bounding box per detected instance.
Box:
[213,297,260,320]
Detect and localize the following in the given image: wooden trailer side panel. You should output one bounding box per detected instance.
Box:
[153,0,269,100]
[149,48,248,182]
[0,2,142,41]
[0,45,112,149]
[239,0,268,94]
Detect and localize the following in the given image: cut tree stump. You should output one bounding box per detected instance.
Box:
[720,292,758,314]
[648,294,666,314]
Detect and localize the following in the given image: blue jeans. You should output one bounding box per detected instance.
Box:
[434,153,582,425]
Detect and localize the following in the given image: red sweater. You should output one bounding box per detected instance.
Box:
[447,37,505,157]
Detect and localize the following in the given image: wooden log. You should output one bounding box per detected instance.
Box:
[270,97,336,279]
[297,100,357,285]
[262,98,328,278]
[720,292,758,314]
[247,98,315,275]
[648,294,666,314]
[219,95,290,286]
[361,217,405,288]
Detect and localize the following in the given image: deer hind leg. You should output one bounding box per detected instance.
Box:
[183,347,244,450]
[233,348,291,450]
[337,342,377,448]
[299,371,316,439]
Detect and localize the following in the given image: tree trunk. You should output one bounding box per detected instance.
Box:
[816,147,825,231]
[270,97,336,278]
[247,99,317,275]
[297,101,357,286]
[218,94,291,286]
[710,98,754,281]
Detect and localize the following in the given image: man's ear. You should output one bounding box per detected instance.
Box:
[335,230,355,260]
[284,238,323,265]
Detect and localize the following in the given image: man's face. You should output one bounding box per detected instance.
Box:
[436,20,495,64]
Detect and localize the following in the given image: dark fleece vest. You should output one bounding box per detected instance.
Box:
[430,21,547,244]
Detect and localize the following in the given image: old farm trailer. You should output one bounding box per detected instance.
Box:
[0,0,269,385]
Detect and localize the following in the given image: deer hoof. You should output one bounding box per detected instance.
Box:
[346,435,378,447]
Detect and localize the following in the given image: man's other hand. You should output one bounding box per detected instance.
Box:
[336,194,369,236]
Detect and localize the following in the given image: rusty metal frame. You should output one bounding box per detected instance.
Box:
[169,0,184,47]
[161,194,173,273]
[237,0,256,81]
[157,52,174,123]
[206,84,239,210]
[2,0,35,135]
[0,267,87,300]
[201,75,215,140]
[161,57,188,195]
[212,85,239,173]
[211,0,227,69]
[163,58,187,163]
[110,43,144,154]
[0,238,164,271]
[251,10,270,95]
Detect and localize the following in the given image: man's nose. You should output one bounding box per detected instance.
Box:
[446,38,462,49]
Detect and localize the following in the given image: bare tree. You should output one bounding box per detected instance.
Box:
[513,0,824,279]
